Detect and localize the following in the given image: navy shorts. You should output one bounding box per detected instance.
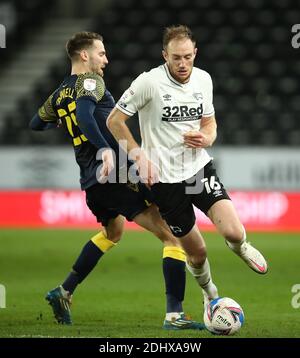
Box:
[85,182,152,226]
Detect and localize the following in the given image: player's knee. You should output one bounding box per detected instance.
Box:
[223,224,244,243]
[187,246,207,268]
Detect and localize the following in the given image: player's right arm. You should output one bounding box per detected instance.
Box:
[107,73,159,185]
[108,107,158,185]
[29,93,60,131]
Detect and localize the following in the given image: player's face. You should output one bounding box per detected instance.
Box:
[87,40,108,77]
[163,38,197,83]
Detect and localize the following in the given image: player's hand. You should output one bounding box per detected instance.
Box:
[183,130,212,148]
[99,148,115,183]
[136,152,159,186]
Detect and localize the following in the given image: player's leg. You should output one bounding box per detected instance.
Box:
[46,182,125,324]
[150,183,218,311]
[62,184,125,294]
[207,199,268,274]
[194,160,267,274]
[112,183,204,329]
[133,204,205,330]
[134,204,186,315]
[45,215,124,325]
[179,224,219,307]
[63,215,124,294]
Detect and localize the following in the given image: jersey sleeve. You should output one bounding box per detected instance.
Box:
[202,73,215,118]
[116,72,154,116]
[38,93,57,122]
[75,72,105,103]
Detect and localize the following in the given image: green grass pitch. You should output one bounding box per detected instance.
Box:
[0,229,299,338]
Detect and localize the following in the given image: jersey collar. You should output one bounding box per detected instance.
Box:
[163,63,192,87]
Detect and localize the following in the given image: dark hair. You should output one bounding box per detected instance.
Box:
[163,25,196,50]
[66,31,103,60]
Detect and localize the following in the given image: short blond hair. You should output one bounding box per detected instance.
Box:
[163,25,196,50]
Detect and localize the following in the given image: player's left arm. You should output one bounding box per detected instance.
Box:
[183,115,217,148]
[184,72,216,148]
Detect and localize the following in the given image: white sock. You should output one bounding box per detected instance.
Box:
[186,258,216,298]
[226,226,246,252]
[60,285,70,298]
[165,312,181,321]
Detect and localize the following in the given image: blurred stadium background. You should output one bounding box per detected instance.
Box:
[0,0,300,338]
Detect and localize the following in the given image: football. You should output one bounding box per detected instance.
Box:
[204,297,245,336]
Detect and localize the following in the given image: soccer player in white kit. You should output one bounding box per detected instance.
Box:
[107,25,268,312]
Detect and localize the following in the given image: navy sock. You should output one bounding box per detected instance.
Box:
[62,240,104,294]
[62,272,79,294]
[163,257,186,313]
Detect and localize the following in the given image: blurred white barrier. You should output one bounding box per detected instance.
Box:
[0,146,299,190]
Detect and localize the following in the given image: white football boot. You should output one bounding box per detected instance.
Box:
[227,241,268,274]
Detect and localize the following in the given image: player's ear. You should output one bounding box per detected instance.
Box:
[79,49,89,62]
[162,49,168,62]
[194,47,198,57]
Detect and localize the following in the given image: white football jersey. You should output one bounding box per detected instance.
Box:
[116,63,215,183]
